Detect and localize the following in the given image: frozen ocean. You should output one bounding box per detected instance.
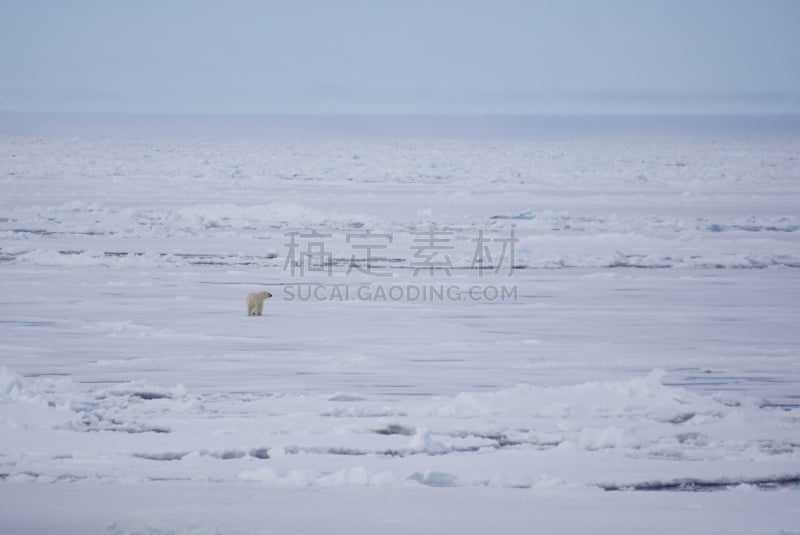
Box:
[1,114,799,534]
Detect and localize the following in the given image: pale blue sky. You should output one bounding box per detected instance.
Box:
[1,0,799,115]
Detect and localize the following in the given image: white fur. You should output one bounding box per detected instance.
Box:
[246,291,272,316]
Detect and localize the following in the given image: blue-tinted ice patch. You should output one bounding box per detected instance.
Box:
[685,376,740,385]
[0,320,56,327]
[707,223,800,233]
[408,470,459,487]
[328,393,366,402]
[490,210,535,220]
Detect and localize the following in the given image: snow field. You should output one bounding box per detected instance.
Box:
[2,129,800,533]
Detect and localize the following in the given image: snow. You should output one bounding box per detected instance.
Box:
[1,116,800,533]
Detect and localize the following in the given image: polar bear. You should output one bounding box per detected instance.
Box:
[246,291,272,316]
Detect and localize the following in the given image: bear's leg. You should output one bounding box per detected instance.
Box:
[256,301,264,316]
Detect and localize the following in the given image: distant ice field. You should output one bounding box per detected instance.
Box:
[1,115,799,533]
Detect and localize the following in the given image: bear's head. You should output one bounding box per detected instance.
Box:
[260,291,273,299]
